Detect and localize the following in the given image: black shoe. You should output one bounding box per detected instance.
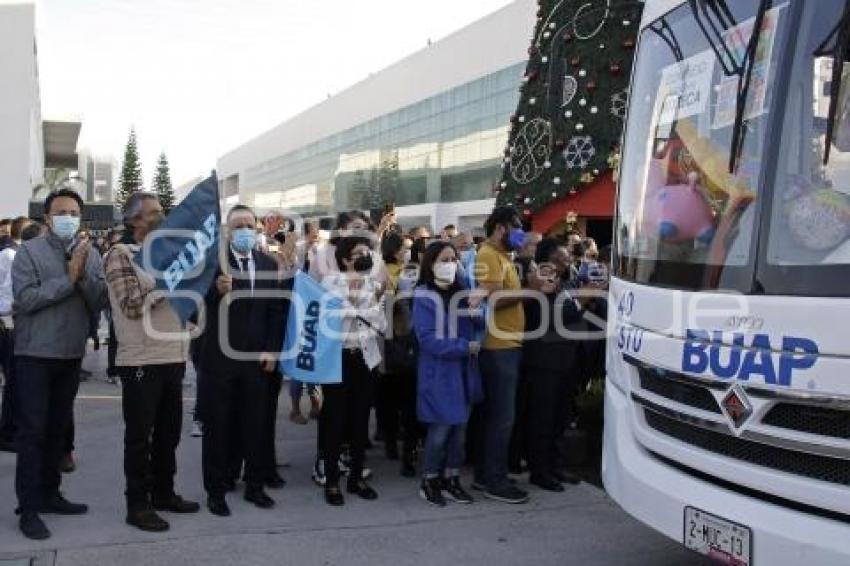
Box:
[19,512,50,540]
[483,484,530,504]
[152,493,201,513]
[207,496,230,517]
[530,474,565,492]
[442,477,474,504]
[551,468,581,485]
[418,478,446,507]
[385,442,399,461]
[347,480,378,500]
[324,485,344,506]
[265,472,287,489]
[41,493,88,515]
[126,509,169,532]
[244,487,275,509]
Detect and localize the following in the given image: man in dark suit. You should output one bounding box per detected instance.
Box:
[198,205,288,517]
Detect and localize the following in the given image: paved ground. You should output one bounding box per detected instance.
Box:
[0,346,708,566]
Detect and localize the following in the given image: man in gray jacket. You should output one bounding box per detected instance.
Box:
[12,189,106,540]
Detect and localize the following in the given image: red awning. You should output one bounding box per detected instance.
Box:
[532,172,616,234]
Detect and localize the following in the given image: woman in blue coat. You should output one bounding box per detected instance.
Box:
[412,240,483,507]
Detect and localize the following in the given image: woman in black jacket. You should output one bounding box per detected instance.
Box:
[522,238,596,492]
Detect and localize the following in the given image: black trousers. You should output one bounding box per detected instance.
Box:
[262,375,282,476]
[201,364,269,497]
[107,320,118,378]
[0,327,17,443]
[15,356,81,513]
[320,350,373,486]
[376,368,419,453]
[526,365,574,477]
[121,363,185,511]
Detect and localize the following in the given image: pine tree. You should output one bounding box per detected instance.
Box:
[117,128,143,208]
[496,0,643,221]
[153,152,176,214]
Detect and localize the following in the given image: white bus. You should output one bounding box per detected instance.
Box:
[603,1,850,564]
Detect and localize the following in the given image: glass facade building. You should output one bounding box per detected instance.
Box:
[239,63,525,217]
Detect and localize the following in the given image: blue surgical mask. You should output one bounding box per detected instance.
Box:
[231,228,257,253]
[508,229,526,251]
[51,215,80,241]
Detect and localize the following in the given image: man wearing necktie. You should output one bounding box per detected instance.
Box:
[198,205,288,517]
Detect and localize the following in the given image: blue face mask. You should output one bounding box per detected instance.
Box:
[231,228,257,253]
[51,215,80,241]
[508,228,526,251]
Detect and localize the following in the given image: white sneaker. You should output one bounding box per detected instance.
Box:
[312,458,327,487]
[190,421,203,437]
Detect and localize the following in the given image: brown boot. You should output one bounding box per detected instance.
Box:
[308,394,321,420]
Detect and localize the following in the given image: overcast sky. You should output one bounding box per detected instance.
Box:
[25,0,512,186]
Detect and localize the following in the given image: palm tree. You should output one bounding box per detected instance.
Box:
[32,168,72,199]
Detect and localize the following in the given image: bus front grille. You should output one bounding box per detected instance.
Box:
[762,403,850,440]
[636,366,722,414]
[644,410,850,487]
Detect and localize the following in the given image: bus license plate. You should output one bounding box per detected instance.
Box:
[684,507,752,566]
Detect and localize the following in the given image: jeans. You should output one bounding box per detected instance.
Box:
[0,327,17,442]
[121,363,185,511]
[423,423,466,478]
[15,356,81,512]
[320,350,373,486]
[475,348,522,491]
[201,363,269,496]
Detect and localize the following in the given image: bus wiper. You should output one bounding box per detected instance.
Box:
[688,0,741,76]
[649,17,683,62]
[814,0,850,165]
[728,0,771,174]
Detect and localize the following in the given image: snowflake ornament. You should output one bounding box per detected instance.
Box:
[564,136,596,169]
[611,88,628,120]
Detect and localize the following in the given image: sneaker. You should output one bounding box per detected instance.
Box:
[483,484,530,504]
[289,409,308,425]
[324,485,344,506]
[190,421,203,438]
[419,478,446,507]
[442,477,474,504]
[347,479,378,501]
[312,458,327,487]
[19,512,50,540]
[41,493,88,515]
[337,454,372,480]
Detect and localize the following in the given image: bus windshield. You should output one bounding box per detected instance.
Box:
[759,0,850,296]
[615,0,792,290]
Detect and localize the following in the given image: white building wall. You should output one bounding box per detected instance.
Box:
[218,0,535,182]
[0,3,43,219]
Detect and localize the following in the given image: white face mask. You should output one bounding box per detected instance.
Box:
[434,262,457,287]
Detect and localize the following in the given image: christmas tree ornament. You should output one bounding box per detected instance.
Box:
[564,136,596,169]
[511,118,553,184]
[562,76,578,107]
[573,2,608,40]
[599,44,606,49]
[611,89,628,119]
[519,115,526,123]
[541,55,549,63]
[569,188,578,195]
[623,38,635,49]
[622,19,631,27]
[564,110,573,118]
[500,181,508,189]
[530,97,537,106]
[570,56,581,67]
[548,22,557,29]
[610,62,622,76]
[544,160,552,169]
[552,192,558,198]
[543,31,552,39]
[586,80,598,92]
[576,123,585,131]
[578,69,587,78]
[590,106,598,114]
[578,98,587,107]
[523,209,533,217]
[581,172,595,184]
[554,177,562,185]
[554,138,566,149]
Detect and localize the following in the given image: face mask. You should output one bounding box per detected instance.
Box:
[353,254,374,273]
[508,229,526,251]
[434,262,457,287]
[231,228,257,253]
[51,215,80,240]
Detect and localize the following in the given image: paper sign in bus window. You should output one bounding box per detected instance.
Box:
[656,50,715,127]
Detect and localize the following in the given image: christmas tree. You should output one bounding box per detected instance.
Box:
[153,152,176,214]
[117,128,143,209]
[497,0,643,221]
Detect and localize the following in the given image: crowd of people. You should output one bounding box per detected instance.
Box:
[0,188,609,540]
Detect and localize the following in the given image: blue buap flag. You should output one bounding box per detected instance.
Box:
[133,174,221,324]
[280,271,344,384]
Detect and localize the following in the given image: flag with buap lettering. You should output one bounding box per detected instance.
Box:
[280,271,344,384]
[133,173,221,324]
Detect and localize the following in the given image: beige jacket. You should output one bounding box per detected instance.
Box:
[105,242,189,367]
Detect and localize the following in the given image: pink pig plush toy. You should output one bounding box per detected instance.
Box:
[643,169,716,244]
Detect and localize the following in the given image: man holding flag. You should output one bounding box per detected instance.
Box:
[198,204,288,517]
[105,191,201,533]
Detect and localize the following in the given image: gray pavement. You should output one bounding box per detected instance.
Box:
[0,346,706,566]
